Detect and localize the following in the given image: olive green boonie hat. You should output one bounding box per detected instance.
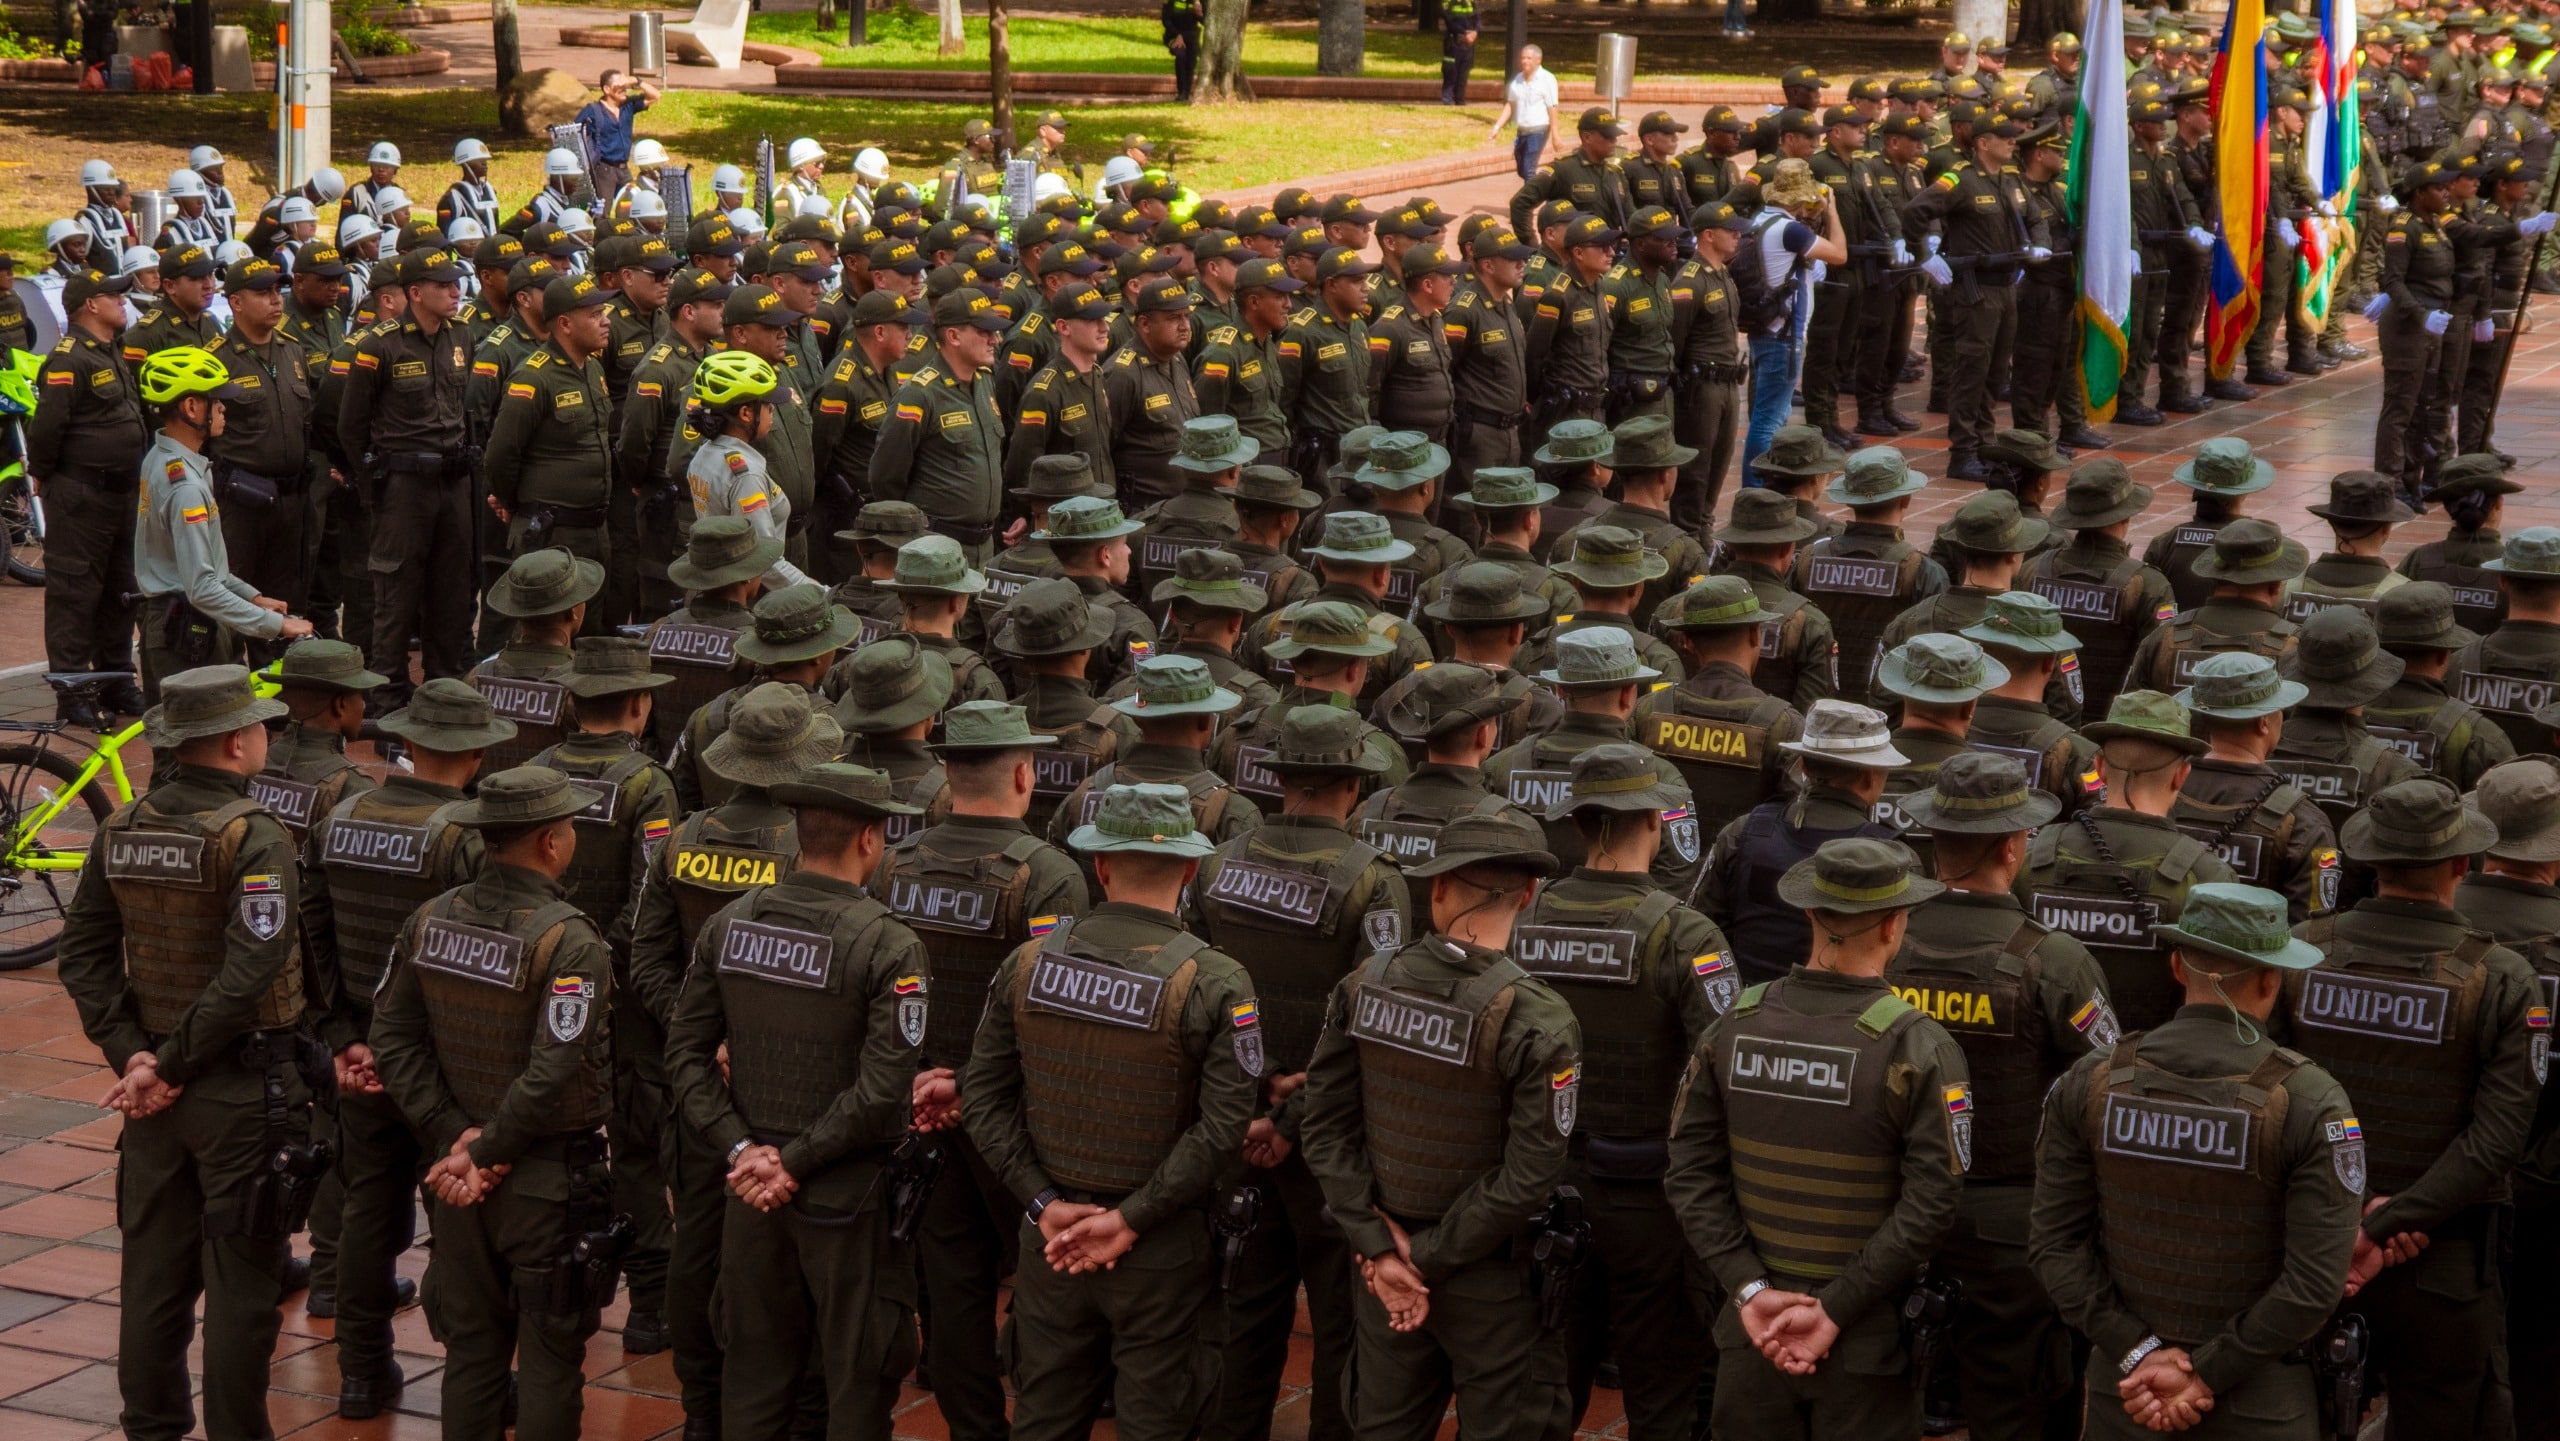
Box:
[2084,688,2208,755]
[562,635,675,698]
[1532,417,1615,468]
[2374,581,2476,652]
[839,500,934,546]
[1266,704,1394,775]
[1306,511,1418,565]
[2189,518,2308,585]
[1825,446,1927,506]
[1402,811,1558,878]
[1266,599,1399,660]
[2481,525,2560,576]
[145,664,290,747]
[2170,436,2275,495]
[1897,750,2062,833]
[1549,741,1691,820]
[734,584,860,665]
[1355,430,1453,491]
[669,515,786,590]
[2429,453,2525,503]
[1111,654,1242,719]
[2341,776,2498,863]
[1169,414,1261,474]
[1982,427,2070,475]
[1067,781,1221,858]
[2053,457,2155,529]
[997,578,1116,657]
[1609,415,1698,472]
[275,638,389,693]
[833,635,954,733]
[769,761,924,819]
[1536,626,1663,687]
[2278,607,2404,709]
[1036,493,1146,544]
[2176,651,2309,720]
[931,698,1059,752]
[1959,590,2081,656]
[449,765,593,829]
[1775,836,1943,914]
[487,545,608,618]
[1940,490,2051,557]
[1553,525,1671,590]
[701,683,845,787]
[1425,562,1549,625]
[1721,487,1821,545]
[1752,425,1847,479]
[1386,661,1514,739]
[877,533,988,595]
[1779,699,1909,768]
[377,676,518,752]
[1877,633,2009,704]
[2473,759,2560,862]
[1664,574,1766,631]
[2155,883,2325,971]
[1234,464,1321,512]
[1450,466,1559,511]
[1012,453,1110,503]
[1152,547,1270,612]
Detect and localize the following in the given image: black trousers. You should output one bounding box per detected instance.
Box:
[1944,283,2018,460]
[2157,247,2211,396]
[1441,36,1476,103]
[2373,306,2442,488]
[367,469,476,701]
[1209,1147,1357,1441]
[42,471,138,675]
[1672,373,1740,541]
[1798,273,1864,430]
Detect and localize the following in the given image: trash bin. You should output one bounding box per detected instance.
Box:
[132,189,170,247]
[629,11,665,77]
[1595,33,1637,118]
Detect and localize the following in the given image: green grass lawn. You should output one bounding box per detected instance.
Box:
[0,85,1495,257]
[748,8,1447,76]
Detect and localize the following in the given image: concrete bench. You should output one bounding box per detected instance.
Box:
[666,0,749,70]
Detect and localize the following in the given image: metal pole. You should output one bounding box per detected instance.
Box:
[1506,0,1525,80]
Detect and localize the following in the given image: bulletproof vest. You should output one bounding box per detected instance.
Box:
[1355,781,1518,867]
[1200,829,1393,1073]
[2282,574,2399,626]
[665,807,795,944]
[1512,885,1686,1140]
[250,756,362,846]
[648,615,752,756]
[2168,773,2305,891]
[472,661,571,778]
[2363,694,2481,782]
[1888,920,2052,1184]
[2025,549,2156,721]
[318,786,473,1004]
[2290,917,2496,1195]
[878,830,1047,1068]
[406,890,605,1125]
[104,795,304,1036]
[536,743,662,929]
[2160,612,2299,691]
[1009,931,1205,1192]
[1967,712,2085,805]
[2407,540,2506,637]
[1026,701,1124,834]
[1719,981,1919,1281]
[1728,800,1903,984]
[2268,735,2392,832]
[2410,87,2449,150]
[2085,1036,2300,1346]
[707,884,901,1137]
[1640,689,1788,842]
[2453,632,2560,754]
[2025,818,2213,1031]
[1794,537,1926,701]
[1348,947,1522,1219]
[2153,520,2227,610]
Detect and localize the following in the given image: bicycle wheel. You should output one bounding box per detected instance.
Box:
[0,742,112,971]
[0,469,44,587]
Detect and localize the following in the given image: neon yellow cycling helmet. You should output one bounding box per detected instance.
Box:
[138,346,244,406]
[692,351,779,409]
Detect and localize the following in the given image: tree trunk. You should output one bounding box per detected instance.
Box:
[938,0,964,56]
[494,0,521,98]
[818,0,836,35]
[848,0,869,45]
[1200,0,1251,100]
[990,0,1014,141]
[1316,0,1362,75]
[1952,0,2005,50]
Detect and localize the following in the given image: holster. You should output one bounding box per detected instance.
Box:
[205,1028,332,1241]
[159,597,221,668]
[519,1130,634,1315]
[1605,371,1670,404]
[886,1133,945,1245]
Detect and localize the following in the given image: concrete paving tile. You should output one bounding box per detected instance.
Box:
[0,1299,120,1357]
[0,1342,90,1399]
[5,1362,124,1426]
[0,1193,116,1241]
[0,1144,115,1193]
[0,1284,70,1331]
[0,1243,120,1298]
[0,1404,112,1440]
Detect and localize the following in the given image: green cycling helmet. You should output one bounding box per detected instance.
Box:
[692,350,779,408]
[138,346,243,406]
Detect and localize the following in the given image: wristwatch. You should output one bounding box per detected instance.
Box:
[1029,1187,1061,1221]
[1733,1277,1773,1308]
[2120,1335,2165,1375]
[726,1138,753,1168]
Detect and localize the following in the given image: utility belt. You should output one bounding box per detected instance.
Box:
[205,1025,334,1241]
[57,460,136,491]
[1567,1130,1671,1181]
[374,449,474,481]
[517,502,608,552]
[1606,369,1672,403]
[927,516,996,547]
[1680,358,1750,385]
[1454,402,1526,430]
[516,1128,635,1315]
[211,460,302,514]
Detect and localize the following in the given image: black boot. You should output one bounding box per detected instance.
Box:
[2206,376,2257,401]
[2113,402,2165,427]
[337,1359,405,1421]
[2159,389,2210,413]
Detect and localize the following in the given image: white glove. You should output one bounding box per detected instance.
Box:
[2277,217,2301,251]
[2130,247,2148,277]
[2474,317,2496,343]
[1890,239,1912,266]
[2027,245,2053,262]
[2522,212,2560,236]
[2362,294,2391,321]
[2425,308,2453,335]
[2316,203,2338,219]
[2375,193,2401,212]
[1922,234,1943,258]
[1921,255,1955,286]
[2188,225,2217,251]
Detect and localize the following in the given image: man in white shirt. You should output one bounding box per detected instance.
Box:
[1489,46,1561,179]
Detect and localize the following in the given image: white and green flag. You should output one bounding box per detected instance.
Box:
[2068,0,2135,420]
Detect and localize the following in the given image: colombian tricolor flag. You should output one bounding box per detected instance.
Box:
[2208,0,2272,379]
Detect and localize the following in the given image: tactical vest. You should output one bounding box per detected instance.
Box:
[2291,918,2496,1194]
[1202,829,1394,1073]
[405,891,604,1124]
[2405,539,2504,637]
[1009,932,1205,1192]
[1727,801,1902,984]
[250,756,362,846]
[2152,520,2226,611]
[1355,782,1517,867]
[2158,612,2299,691]
[1639,689,1787,842]
[649,616,752,756]
[2025,549,2156,721]
[103,795,303,1035]
[1026,701,1124,833]
[708,887,899,1137]
[1795,539,1926,701]
[1512,886,1685,1142]
[536,743,663,928]
[2086,1036,2300,1346]
[665,809,795,944]
[472,663,571,777]
[2026,819,2212,1030]
[2268,736,2392,833]
[2282,572,2404,625]
[2363,694,2482,783]
[880,830,1047,1068]
[318,786,472,1004]
[2452,633,2560,754]
[1750,600,1819,709]
[1348,948,1521,1219]
[2168,774,2305,892]
[1968,713,2086,807]
[1889,921,2051,1184]
[1719,982,1918,1280]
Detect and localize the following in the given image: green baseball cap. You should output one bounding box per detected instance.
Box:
[1896,750,2061,833]
[877,533,989,595]
[1826,446,1928,506]
[831,634,955,733]
[1067,781,1221,858]
[1535,625,1663,687]
[1265,599,1398,659]
[1775,836,1943,914]
[2174,651,2308,720]
[1959,591,2081,656]
[2170,437,2275,495]
[1110,654,1242,719]
[1876,633,2009,704]
[2155,883,2325,971]
[734,584,860,665]
[1306,511,1419,566]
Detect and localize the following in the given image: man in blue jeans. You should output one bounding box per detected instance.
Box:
[1490,45,1560,180]
[577,69,661,210]
[1733,158,1846,486]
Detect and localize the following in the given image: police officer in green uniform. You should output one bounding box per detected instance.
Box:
[1791,446,1947,708]
[1599,209,1680,427]
[1511,107,1634,238]
[2165,653,2341,923]
[1128,548,1281,717]
[2271,608,2426,840]
[870,533,1009,704]
[879,699,1092,1441]
[1706,486,1840,712]
[1238,516,1433,700]
[1428,470,1577,646]
[834,636,955,819]
[1525,743,1728,1439]
[664,761,931,1440]
[1196,258,1300,459]
[1104,276,1204,507]
[1349,431,1473,612]
[1961,591,2106,822]
[1298,810,1580,1441]
[1666,836,1971,1440]
[2027,883,2361,1440]
[1361,659,1546,862]
[1051,655,1261,887]
[1698,698,1906,983]
[30,264,144,722]
[1365,242,1461,444]
[1218,599,1413,812]
[1635,575,1805,848]
[2019,458,2178,726]
[647,518,777,757]
[1035,494,1161,692]
[672,584,858,812]
[2284,778,2546,1435]
[959,782,1262,1441]
[1877,491,2077,725]
[368,766,618,1440]
[1277,247,1376,486]
[1189,705,1410,1441]
[2368,581,2514,790]
[466,547,595,776]
[1550,417,1706,621]
[1892,753,2117,1441]
[1871,635,2004,872]
[485,272,616,575]
[1008,283,1118,498]
[206,254,317,622]
[126,243,226,359]
[994,578,1147,834]
[255,638,386,848]
[1132,417,1252,591]
[2394,455,2516,638]
[2127,518,2306,696]
[1490,627,1698,891]
[873,288,1009,562]
[1523,215,1620,447]
[1515,527,1686,684]
[1903,114,2045,480]
[58,666,314,1441]
[2015,690,2237,1030]
[2447,526,2560,757]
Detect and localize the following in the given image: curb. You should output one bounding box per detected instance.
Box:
[381,3,495,25]
[0,58,79,81]
[767,65,1778,105]
[1218,146,1524,208]
[555,25,818,68]
[253,45,452,82]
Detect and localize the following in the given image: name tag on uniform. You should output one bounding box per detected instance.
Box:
[2033,576,2124,623]
[566,778,620,824]
[416,916,529,989]
[1349,983,1475,1065]
[1513,926,1639,984]
[2171,526,2219,548]
[1890,979,2011,1034]
[2100,1093,2251,1170]
[1642,713,1763,769]
[1144,391,1172,410]
[1316,342,1346,362]
[1726,1034,1857,1104]
[672,845,782,890]
[1970,741,2048,790]
[1480,326,1508,344]
[1207,858,1330,928]
[1031,750,1090,798]
[2368,725,2439,770]
[1142,534,1220,575]
[719,917,834,990]
[1233,744,1283,800]
[105,830,207,885]
[2283,591,2379,624]
[2458,670,2557,717]
[1027,949,1165,1028]
[1805,554,1901,597]
[249,774,320,830]
[324,817,432,874]
[650,622,738,668]
[860,400,888,423]
[2268,759,2361,811]
[391,360,428,379]
[886,874,1001,933]
[553,389,585,410]
[2030,891,2161,952]
[1507,768,1573,812]
[478,676,565,728]
[1358,818,1442,862]
[2297,971,2450,1044]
